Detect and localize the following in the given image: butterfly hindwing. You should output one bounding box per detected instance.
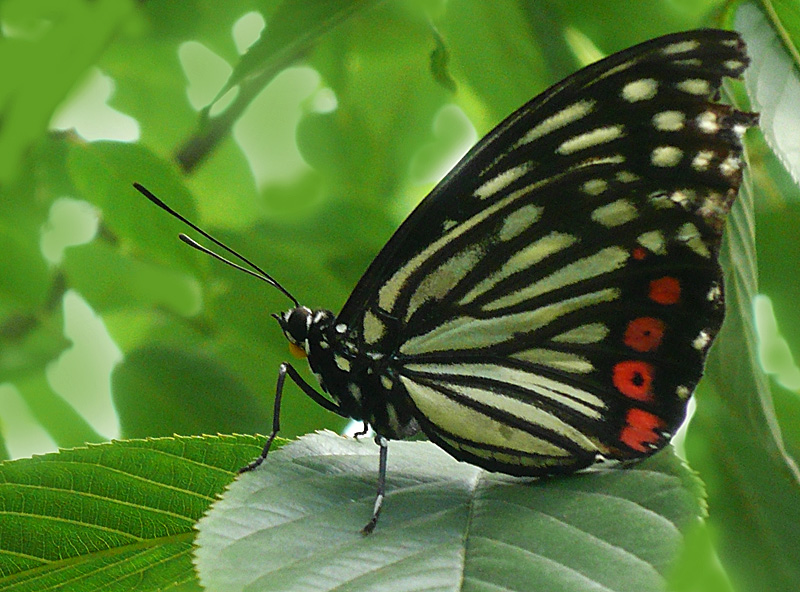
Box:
[329,29,755,475]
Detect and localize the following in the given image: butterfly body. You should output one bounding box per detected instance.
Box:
[277,306,422,441]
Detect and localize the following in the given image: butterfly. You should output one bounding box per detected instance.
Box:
[136,28,756,533]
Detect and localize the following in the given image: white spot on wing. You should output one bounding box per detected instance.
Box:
[696,111,719,133]
[648,191,672,209]
[719,155,741,177]
[677,222,710,257]
[621,78,658,102]
[616,170,639,183]
[707,283,722,302]
[582,179,608,196]
[511,348,594,374]
[692,150,715,171]
[671,58,702,67]
[362,310,385,345]
[662,39,700,54]
[557,125,624,155]
[637,230,666,254]
[724,59,744,72]
[676,78,711,96]
[475,163,532,199]
[498,204,544,242]
[652,110,685,131]
[519,100,595,145]
[670,189,696,208]
[692,330,712,350]
[651,146,683,167]
[591,199,638,227]
[551,323,609,344]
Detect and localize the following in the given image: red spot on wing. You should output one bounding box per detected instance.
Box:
[632,247,648,260]
[649,276,681,305]
[624,317,666,352]
[612,360,654,400]
[619,408,665,452]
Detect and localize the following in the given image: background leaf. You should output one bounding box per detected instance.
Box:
[678,5,800,592]
[737,3,800,185]
[195,432,704,592]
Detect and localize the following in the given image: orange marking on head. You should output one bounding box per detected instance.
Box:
[288,342,307,359]
[624,317,666,352]
[632,247,648,260]
[649,276,681,305]
[612,360,654,400]
[619,408,665,452]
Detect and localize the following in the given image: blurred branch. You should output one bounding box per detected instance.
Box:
[174,0,386,173]
[175,60,300,173]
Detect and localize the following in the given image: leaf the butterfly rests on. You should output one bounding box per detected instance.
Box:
[136,28,756,532]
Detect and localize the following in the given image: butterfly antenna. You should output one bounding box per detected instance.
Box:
[133,183,299,308]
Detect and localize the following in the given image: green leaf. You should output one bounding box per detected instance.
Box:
[687,174,800,592]
[0,0,136,184]
[665,522,735,592]
[62,239,200,316]
[0,172,52,314]
[0,434,263,592]
[217,0,381,102]
[195,431,704,592]
[111,347,269,439]
[679,7,800,592]
[737,3,800,185]
[13,373,104,449]
[427,20,456,93]
[176,0,385,172]
[67,141,201,273]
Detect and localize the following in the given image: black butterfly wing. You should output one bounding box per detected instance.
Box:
[335,29,755,475]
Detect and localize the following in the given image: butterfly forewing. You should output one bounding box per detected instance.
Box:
[330,29,755,475]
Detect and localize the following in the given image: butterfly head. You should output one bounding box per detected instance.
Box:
[274,306,314,359]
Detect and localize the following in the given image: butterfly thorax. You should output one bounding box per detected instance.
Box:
[277,306,420,439]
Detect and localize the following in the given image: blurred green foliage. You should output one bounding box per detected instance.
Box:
[0,0,798,591]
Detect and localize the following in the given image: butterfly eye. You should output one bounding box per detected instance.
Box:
[281,307,312,345]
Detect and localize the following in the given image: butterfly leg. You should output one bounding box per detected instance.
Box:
[239,361,346,473]
[361,434,389,535]
[352,421,370,439]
